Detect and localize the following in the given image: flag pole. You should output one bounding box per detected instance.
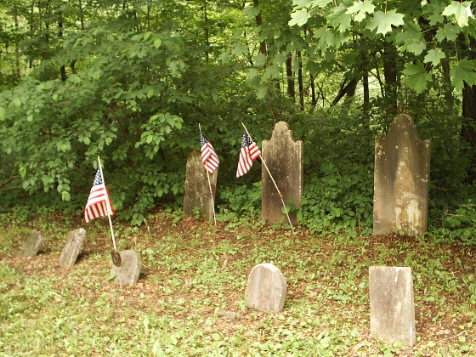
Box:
[199,124,217,225]
[241,123,295,235]
[97,156,118,251]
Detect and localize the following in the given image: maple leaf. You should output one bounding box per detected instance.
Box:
[423,49,446,67]
[367,10,405,35]
[450,58,476,91]
[402,63,430,94]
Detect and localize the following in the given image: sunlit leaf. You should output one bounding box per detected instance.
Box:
[289,8,311,27]
[450,58,476,91]
[442,1,471,28]
[402,62,430,93]
[367,10,405,35]
[346,0,375,22]
[424,49,446,66]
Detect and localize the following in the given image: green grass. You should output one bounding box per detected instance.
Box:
[0,212,475,356]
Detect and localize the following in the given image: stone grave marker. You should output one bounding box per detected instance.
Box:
[369,266,416,346]
[110,250,141,286]
[262,121,303,225]
[183,149,218,220]
[18,230,44,257]
[373,114,431,237]
[245,263,287,313]
[59,228,86,268]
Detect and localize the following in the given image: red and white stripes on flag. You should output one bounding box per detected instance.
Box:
[200,132,219,174]
[84,169,115,223]
[236,131,262,177]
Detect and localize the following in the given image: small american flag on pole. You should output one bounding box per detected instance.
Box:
[200,132,219,174]
[236,131,262,177]
[84,169,115,223]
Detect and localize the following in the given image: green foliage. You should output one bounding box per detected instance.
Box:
[217,182,262,221]
[299,163,373,234]
[1,217,476,355]
[431,200,476,245]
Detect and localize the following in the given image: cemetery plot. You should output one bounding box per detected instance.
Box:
[0,216,475,356]
[110,250,141,286]
[245,263,287,313]
[59,228,86,268]
[369,266,416,346]
[183,150,218,220]
[18,230,44,257]
[373,114,431,237]
[262,121,303,226]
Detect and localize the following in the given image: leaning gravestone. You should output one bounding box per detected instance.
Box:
[245,263,287,313]
[18,230,44,257]
[110,250,141,286]
[59,228,86,268]
[373,114,431,237]
[262,121,303,225]
[183,150,218,220]
[369,266,416,346]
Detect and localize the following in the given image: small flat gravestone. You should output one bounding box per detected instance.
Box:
[373,114,431,237]
[369,266,416,346]
[18,230,44,257]
[59,228,86,268]
[245,263,287,313]
[110,250,141,286]
[262,121,303,225]
[183,150,218,220]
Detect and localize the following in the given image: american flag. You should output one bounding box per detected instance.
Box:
[200,132,219,174]
[84,169,115,223]
[236,131,262,177]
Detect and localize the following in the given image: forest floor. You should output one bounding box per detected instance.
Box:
[0,210,475,356]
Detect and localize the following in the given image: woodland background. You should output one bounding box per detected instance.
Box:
[0,0,475,241]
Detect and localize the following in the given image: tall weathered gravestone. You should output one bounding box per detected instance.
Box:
[183,150,218,220]
[59,228,86,268]
[19,230,44,257]
[262,121,303,225]
[373,114,431,237]
[110,250,141,286]
[245,263,287,313]
[369,266,416,346]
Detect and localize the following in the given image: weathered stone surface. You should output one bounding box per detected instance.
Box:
[245,263,287,313]
[59,228,86,268]
[110,250,141,286]
[262,121,303,225]
[369,266,416,346]
[19,230,44,257]
[183,150,218,220]
[373,114,431,237]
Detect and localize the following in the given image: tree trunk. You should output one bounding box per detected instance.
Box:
[286,53,295,100]
[298,51,304,109]
[382,41,398,115]
[332,78,358,106]
[310,73,317,107]
[58,11,67,81]
[253,0,267,55]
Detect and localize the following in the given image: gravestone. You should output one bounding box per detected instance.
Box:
[245,263,287,313]
[183,150,218,220]
[369,266,416,346]
[262,121,303,225]
[373,114,431,237]
[110,250,141,286]
[18,230,44,257]
[59,228,86,268]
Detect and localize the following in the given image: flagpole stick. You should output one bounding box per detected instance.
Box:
[97,156,118,251]
[241,123,295,235]
[199,123,217,226]
[206,171,217,225]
